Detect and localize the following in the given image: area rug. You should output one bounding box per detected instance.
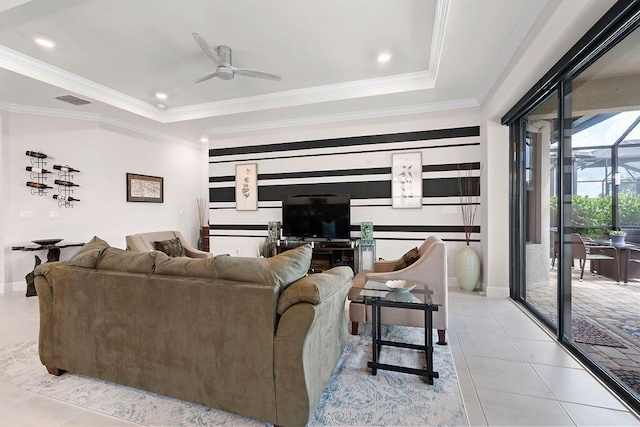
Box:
[572,316,628,348]
[547,315,628,348]
[613,320,640,342]
[0,325,467,426]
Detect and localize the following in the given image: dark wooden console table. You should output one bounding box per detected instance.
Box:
[12,241,84,297]
[276,241,359,272]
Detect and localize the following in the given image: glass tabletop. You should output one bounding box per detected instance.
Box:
[355,280,440,307]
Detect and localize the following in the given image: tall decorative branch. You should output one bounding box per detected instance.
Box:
[458,164,482,246]
[197,197,207,227]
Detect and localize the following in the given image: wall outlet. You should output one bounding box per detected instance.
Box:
[18,211,33,219]
[442,206,459,215]
[235,248,241,255]
[49,210,60,219]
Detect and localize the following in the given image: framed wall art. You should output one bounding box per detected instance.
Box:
[235,163,258,211]
[391,152,422,208]
[126,173,164,203]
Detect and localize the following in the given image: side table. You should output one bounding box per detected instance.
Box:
[12,241,84,297]
[356,282,441,384]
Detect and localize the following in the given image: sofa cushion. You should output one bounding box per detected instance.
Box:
[393,247,420,271]
[155,256,218,279]
[67,236,110,268]
[277,266,353,315]
[215,245,312,290]
[97,247,168,274]
[154,237,186,257]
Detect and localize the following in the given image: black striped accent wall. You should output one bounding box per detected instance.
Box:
[208,126,481,244]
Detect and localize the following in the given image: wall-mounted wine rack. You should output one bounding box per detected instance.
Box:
[53,165,80,208]
[25,151,80,208]
[25,151,52,196]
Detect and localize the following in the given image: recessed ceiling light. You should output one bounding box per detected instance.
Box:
[156,103,167,110]
[377,53,391,63]
[155,92,168,100]
[200,137,209,143]
[34,37,55,48]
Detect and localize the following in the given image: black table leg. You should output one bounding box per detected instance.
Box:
[371,303,379,375]
[25,255,42,297]
[425,307,434,385]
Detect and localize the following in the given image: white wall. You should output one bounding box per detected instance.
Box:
[208,107,482,278]
[2,113,208,291]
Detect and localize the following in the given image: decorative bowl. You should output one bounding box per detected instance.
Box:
[32,238,63,246]
[385,280,416,293]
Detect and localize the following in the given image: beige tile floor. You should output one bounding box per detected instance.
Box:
[0,289,639,426]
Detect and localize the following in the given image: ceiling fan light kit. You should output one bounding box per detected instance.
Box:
[191,33,281,83]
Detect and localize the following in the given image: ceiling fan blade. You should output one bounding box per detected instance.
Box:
[190,71,218,84]
[233,68,281,81]
[192,33,223,66]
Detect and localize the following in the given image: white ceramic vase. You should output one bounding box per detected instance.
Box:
[456,245,480,292]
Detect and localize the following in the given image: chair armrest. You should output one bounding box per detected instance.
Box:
[183,246,213,258]
[373,259,396,273]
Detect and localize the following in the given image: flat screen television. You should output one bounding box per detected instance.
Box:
[282,194,351,240]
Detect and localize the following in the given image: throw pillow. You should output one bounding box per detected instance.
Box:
[96,247,166,274]
[393,247,420,271]
[215,244,312,291]
[155,256,218,279]
[67,236,110,268]
[154,237,186,257]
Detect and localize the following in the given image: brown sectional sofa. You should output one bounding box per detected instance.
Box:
[34,237,353,427]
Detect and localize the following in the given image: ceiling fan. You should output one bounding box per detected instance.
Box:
[190,33,281,83]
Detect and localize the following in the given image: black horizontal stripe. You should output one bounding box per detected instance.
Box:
[209,142,480,164]
[209,224,266,231]
[207,234,480,243]
[209,224,480,234]
[209,202,481,210]
[209,126,480,158]
[210,177,480,203]
[209,162,482,183]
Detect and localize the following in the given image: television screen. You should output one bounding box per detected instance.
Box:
[282,195,351,240]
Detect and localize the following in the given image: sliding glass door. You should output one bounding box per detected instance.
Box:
[519,94,559,330]
[506,2,640,412]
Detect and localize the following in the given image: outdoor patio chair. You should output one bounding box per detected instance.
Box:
[571,233,619,281]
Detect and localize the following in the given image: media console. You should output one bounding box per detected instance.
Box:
[276,240,360,273]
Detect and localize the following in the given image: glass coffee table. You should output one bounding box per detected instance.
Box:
[355,281,441,384]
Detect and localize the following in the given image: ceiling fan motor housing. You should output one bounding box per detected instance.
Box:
[216,45,234,79]
[217,66,234,80]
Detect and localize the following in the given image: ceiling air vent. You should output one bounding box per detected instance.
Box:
[55,95,91,106]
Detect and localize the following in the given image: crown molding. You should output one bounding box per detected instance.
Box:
[0,3,448,124]
[0,101,203,149]
[429,0,450,82]
[0,45,162,120]
[204,98,479,136]
[163,71,435,122]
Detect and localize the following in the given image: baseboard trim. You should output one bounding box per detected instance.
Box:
[0,281,26,294]
[484,286,509,298]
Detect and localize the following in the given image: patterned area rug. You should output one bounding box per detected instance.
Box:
[0,325,467,426]
[613,320,640,341]
[548,315,628,348]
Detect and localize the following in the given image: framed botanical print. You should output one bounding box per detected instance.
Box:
[235,163,258,211]
[391,152,422,208]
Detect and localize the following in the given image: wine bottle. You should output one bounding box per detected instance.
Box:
[25,151,48,159]
[25,166,51,174]
[53,165,80,173]
[54,179,79,187]
[26,181,53,190]
[53,195,80,202]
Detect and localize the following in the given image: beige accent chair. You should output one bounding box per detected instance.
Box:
[126,230,212,258]
[348,236,448,345]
